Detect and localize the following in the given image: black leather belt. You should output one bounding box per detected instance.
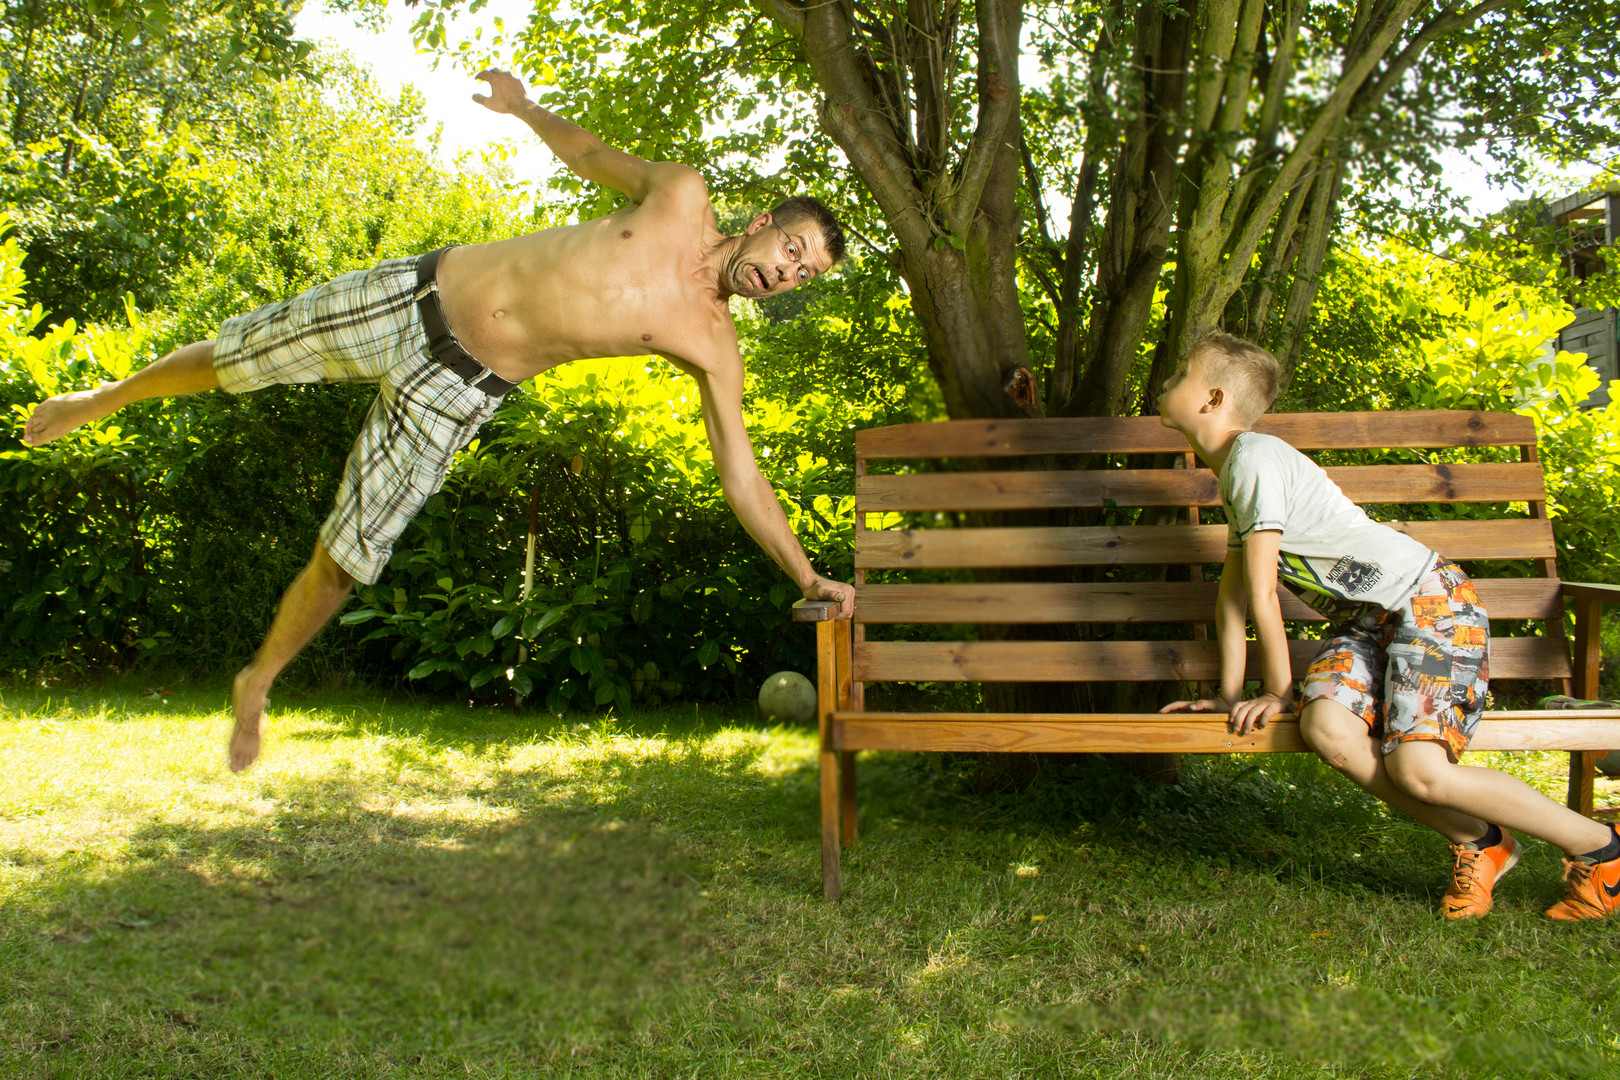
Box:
[414,246,518,397]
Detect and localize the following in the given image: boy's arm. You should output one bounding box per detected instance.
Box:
[1230,528,1294,735]
[1161,548,1249,714]
[473,69,696,205]
[1215,547,1250,705]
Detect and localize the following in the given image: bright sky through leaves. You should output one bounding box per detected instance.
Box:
[296,0,1586,223]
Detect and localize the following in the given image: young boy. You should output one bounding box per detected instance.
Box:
[1157,330,1620,920]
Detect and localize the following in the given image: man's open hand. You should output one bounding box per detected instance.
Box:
[473,69,532,115]
[803,576,854,620]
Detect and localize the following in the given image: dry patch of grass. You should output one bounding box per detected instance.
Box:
[3,679,1620,1078]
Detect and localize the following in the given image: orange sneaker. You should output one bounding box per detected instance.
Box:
[1545,848,1620,921]
[1441,830,1521,919]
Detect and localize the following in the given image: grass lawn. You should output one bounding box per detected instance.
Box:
[3,678,1620,1078]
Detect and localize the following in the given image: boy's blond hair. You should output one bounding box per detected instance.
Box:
[1189,331,1280,426]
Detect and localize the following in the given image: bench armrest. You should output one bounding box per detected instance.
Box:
[792,599,847,622]
[1563,581,1620,605]
[1565,581,1617,706]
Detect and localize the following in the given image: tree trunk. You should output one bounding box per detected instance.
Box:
[1055,0,1199,419]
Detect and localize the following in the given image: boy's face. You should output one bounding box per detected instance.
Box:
[1156,351,1213,430]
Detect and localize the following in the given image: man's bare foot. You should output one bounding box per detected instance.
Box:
[230,668,269,773]
[23,389,112,446]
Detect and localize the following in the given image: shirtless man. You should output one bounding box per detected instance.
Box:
[21,69,855,771]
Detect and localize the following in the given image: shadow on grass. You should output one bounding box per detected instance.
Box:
[844,748,1561,909]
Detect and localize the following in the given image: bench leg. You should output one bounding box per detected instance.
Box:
[820,746,842,900]
[816,617,851,900]
[839,750,858,847]
[1569,751,1598,817]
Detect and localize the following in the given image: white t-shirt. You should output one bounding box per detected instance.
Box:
[1221,431,1437,616]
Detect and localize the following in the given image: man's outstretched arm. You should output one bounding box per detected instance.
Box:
[473,69,691,205]
[694,365,854,618]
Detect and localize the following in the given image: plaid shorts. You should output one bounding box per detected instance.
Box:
[213,257,504,584]
[1298,558,1491,761]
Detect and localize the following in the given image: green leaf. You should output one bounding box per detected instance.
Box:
[339,610,378,626]
[407,660,438,680]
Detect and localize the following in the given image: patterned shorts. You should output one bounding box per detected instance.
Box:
[213,257,503,584]
[1298,558,1491,761]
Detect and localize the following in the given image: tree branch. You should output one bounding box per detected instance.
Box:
[1254,0,1301,159]
[759,0,932,251]
[1355,0,1514,117]
[754,0,806,37]
[941,0,1022,235]
[1214,0,1425,304]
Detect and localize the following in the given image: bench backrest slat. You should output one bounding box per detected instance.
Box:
[855,519,1557,569]
[857,462,1546,512]
[855,411,1535,459]
[853,637,1571,683]
[852,578,1564,624]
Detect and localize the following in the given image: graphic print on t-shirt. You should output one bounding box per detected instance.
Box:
[1277,551,1382,617]
[1325,556,1384,596]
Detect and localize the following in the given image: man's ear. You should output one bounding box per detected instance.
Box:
[744,212,772,235]
[1203,387,1224,412]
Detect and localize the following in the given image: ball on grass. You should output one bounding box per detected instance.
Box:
[758,670,816,723]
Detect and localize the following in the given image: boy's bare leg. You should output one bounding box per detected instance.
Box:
[22,339,219,446]
[1300,699,1490,843]
[230,540,356,773]
[1383,738,1612,857]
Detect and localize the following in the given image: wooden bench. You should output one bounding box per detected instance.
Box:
[793,410,1620,900]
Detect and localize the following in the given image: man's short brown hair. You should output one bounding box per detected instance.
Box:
[1189,330,1280,426]
[769,195,847,266]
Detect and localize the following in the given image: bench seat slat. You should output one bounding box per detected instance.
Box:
[831,711,1620,754]
[857,463,1547,511]
[855,411,1535,459]
[852,636,1572,682]
[853,578,1566,624]
[855,519,1557,568]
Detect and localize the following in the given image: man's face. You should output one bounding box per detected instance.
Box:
[1156,352,1211,430]
[731,213,833,298]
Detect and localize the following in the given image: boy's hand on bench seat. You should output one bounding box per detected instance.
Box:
[1228,693,1289,735]
[1160,693,1289,736]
